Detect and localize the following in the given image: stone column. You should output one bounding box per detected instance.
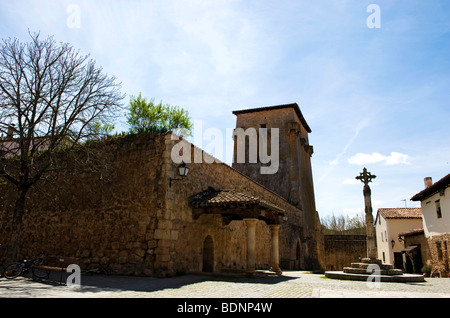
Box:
[244,218,258,273]
[269,224,282,274]
[364,185,377,260]
[356,168,377,261]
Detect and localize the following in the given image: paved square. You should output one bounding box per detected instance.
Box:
[0,271,449,298]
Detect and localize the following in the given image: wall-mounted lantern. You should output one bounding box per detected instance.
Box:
[169,162,190,187]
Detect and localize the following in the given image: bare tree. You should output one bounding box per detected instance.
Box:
[0,32,124,262]
[321,212,366,235]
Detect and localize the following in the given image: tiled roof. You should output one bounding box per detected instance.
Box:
[189,187,285,214]
[232,103,312,133]
[378,208,422,219]
[411,173,450,201]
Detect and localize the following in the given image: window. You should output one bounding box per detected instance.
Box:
[382,252,385,262]
[436,200,442,219]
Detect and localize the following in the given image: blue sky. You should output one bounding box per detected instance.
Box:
[1,0,449,219]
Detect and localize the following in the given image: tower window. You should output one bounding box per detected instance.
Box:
[436,200,442,219]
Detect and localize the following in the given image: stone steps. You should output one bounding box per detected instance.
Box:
[325,271,426,282]
[343,267,403,276]
[342,258,404,276]
[350,262,394,270]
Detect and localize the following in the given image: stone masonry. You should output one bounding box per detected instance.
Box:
[1,119,325,277]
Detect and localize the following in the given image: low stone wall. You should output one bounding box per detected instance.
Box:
[323,235,366,271]
[427,234,450,277]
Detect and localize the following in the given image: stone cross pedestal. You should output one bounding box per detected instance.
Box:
[355,167,377,260]
[324,168,426,281]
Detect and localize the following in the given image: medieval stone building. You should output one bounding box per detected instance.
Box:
[0,103,324,276]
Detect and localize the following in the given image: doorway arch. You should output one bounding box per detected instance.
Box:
[202,235,214,272]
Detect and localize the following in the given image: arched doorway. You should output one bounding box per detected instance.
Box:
[202,235,214,272]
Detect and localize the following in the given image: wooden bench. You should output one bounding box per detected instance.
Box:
[32,256,80,285]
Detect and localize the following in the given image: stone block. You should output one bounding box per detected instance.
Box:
[134,248,146,258]
[158,220,173,229]
[361,257,382,265]
[156,254,171,262]
[158,239,172,248]
[155,247,170,255]
[154,229,171,240]
[119,256,128,264]
[147,240,157,249]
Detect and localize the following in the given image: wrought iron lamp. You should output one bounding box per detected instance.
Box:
[169,162,190,187]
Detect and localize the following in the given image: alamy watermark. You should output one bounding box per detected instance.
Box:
[366,264,381,289]
[66,264,81,288]
[67,4,81,29]
[170,120,280,175]
[367,4,381,29]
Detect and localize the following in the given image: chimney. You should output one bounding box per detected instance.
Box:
[424,177,433,189]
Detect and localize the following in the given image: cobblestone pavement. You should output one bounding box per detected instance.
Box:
[0,271,449,298]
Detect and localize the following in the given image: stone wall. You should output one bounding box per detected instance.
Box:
[427,234,450,276]
[323,235,366,271]
[0,133,325,277]
[230,106,323,271]
[0,133,167,276]
[163,137,324,274]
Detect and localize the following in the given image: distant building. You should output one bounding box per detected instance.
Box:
[411,174,450,277]
[375,208,422,269]
[398,228,430,275]
[0,124,51,158]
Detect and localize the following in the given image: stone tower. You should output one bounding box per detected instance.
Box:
[232,104,322,270]
[232,103,316,215]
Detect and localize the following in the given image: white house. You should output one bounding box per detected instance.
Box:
[411,174,450,276]
[375,208,422,269]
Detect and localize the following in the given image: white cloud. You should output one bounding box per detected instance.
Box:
[348,152,410,166]
[342,178,360,185]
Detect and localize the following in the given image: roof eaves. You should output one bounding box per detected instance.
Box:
[232,103,312,133]
[411,174,450,201]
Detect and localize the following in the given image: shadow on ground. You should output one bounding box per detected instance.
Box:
[61,271,300,294]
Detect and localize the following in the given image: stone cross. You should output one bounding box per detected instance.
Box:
[355,167,378,260]
[355,167,376,186]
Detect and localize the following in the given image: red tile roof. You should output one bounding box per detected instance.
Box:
[377,208,422,219]
[189,187,285,214]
